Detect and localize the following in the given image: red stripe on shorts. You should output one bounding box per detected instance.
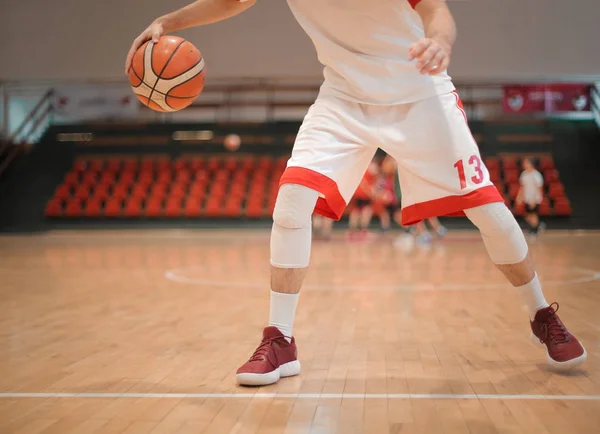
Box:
[279,167,347,220]
[408,0,422,8]
[401,185,504,226]
[452,90,468,124]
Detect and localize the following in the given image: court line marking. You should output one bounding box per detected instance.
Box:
[164,267,600,291]
[1,392,599,401]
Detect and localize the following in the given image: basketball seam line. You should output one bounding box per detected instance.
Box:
[160,58,205,101]
[148,39,186,111]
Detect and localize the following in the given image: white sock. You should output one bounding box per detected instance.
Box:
[269,290,299,343]
[516,273,549,320]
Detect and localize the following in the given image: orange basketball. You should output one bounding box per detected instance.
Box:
[129,36,206,112]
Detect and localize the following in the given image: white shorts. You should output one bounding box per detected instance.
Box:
[280,91,503,225]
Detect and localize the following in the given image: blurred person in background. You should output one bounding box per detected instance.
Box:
[312,214,334,241]
[517,158,544,238]
[347,160,378,241]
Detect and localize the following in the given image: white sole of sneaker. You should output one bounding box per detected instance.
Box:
[236,360,301,387]
[530,333,588,370]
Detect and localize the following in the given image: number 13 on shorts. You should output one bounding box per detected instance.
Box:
[454,154,484,190]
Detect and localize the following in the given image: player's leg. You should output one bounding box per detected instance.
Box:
[321,217,334,239]
[384,91,586,369]
[379,207,391,232]
[525,206,540,235]
[427,217,448,237]
[359,202,374,239]
[236,96,376,386]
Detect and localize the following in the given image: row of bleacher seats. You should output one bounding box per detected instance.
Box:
[46,154,571,219]
[46,156,287,218]
[483,155,571,216]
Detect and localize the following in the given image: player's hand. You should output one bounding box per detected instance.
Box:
[125,21,164,74]
[408,38,451,75]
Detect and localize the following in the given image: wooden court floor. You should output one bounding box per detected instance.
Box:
[0,229,599,434]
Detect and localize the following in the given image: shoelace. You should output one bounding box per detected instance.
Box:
[540,302,569,345]
[248,336,286,364]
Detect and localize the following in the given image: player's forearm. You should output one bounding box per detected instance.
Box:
[156,0,255,33]
[416,1,456,54]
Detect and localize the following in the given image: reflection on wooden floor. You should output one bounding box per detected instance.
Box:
[0,229,599,433]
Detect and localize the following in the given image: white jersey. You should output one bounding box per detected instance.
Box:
[286,0,455,105]
[520,170,544,205]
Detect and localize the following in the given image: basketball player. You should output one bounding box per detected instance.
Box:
[127,0,587,385]
[517,158,544,237]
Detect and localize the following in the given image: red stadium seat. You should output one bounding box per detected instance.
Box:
[548,182,565,200]
[157,160,171,172]
[224,158,238,172]
[554,198,572,216]
[488,167,501,184]
[89,159,104,172]
[207,157,220,172]
[45,198,63,217]
[544,169,559,184]
[507,184,520,200]
[501,156,518,170]
[145,198,163,217]
[539,201,552,216]
[150,184,168,200]
[175,170,191,184]
[140,159,155,172]
[64,198,83,217]
[104,198,123,217]
[189,158,204,172]
[83,198,102,217]
[170,184,187,199]
[131,184,149,199]
[74,185,91,200]
[503,169,519,185]
[539,156,555,171]
[106,159,121,173]
[123,160,138,172]
[484,157,499,170]
[184,198,202,217]
[55,184,71,200]
[73,160,87,173]
[82,172,99,187]
[164,198,182,217]
[92,184,110,200]
[174,159,188,171]
[100,172,116,186]
[64,172,79,186]
[124,198,143,217]
[112,184,130,200]
[513,201,526,216]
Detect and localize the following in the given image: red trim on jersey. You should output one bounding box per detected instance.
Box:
[408,0,423,9]
[453,90,468,124]
[279,167,346,220]
[401,185,504,225]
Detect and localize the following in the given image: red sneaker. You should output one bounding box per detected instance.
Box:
[530,303,587,370]
[236,326,301,386]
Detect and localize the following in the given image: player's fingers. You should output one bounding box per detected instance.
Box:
[433,56,450,75]
[125,46,136,74]
[417,45,441,73]
[151,29,161,43]
[408,39,431,61]
[425,51,446,75]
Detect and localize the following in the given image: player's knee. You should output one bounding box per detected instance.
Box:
[464,202,528,264]
[272,184,319,229]
[465,202,515,236]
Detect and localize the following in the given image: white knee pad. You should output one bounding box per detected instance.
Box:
[464,202,528,265]
[270,184,319,268]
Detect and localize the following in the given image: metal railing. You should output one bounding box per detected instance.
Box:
[591,83,600,129]
[0,90,54,178]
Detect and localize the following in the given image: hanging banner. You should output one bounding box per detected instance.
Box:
[52,84,139,123]
[503,83,591,114]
